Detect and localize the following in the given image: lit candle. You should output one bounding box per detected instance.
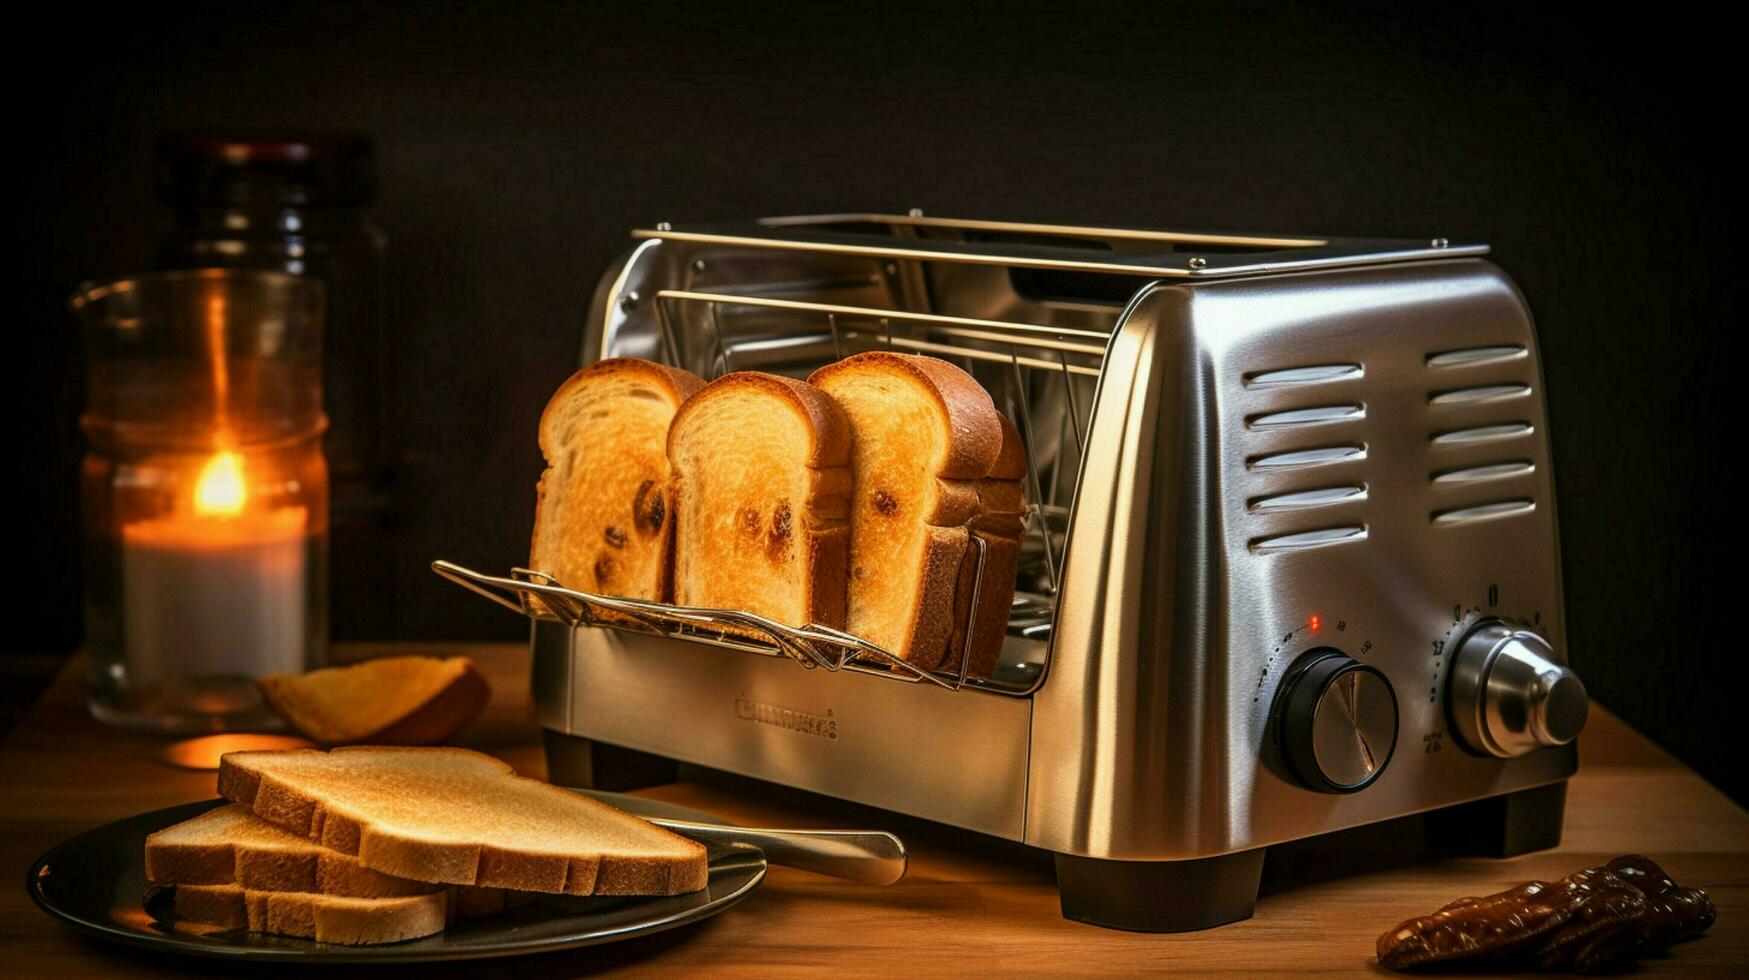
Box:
[121,450,311,700]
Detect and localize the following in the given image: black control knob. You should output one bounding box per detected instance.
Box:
[1446,618,1587,757]
[1276,649,1398,793]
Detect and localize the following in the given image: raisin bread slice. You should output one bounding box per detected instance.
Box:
[530,357,704,606]
[808,353,1003,668]
[666,371,852,630]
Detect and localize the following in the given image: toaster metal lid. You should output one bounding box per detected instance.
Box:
[632,212,1488,279]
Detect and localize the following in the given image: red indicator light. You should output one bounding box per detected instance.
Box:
[1309,614,1321,633]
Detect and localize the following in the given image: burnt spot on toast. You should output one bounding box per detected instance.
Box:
[633,480,666,537]
[740,506,762,538]
[872,489,899,516]
[767,500,794,561]
[593,555,619,586]
[603,525,627,548]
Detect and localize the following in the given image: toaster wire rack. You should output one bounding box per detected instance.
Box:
[436,266,1112,692]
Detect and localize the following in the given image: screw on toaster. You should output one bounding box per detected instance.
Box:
[1431,237,1449,248]
[907,207,925,217]
[655,221,673,231]
[620,291,640,311]
[1188,256,1209,269]
[692,259,707,273]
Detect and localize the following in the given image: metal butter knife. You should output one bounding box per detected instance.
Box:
[645,817,907,886]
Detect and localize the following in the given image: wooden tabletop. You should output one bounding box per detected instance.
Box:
[2,643,1744,977]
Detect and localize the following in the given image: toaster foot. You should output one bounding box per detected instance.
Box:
[1424,780,1568,857]
[1054,849,1265,932]
[542,730,679,791]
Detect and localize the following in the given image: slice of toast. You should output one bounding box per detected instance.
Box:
[217,746,709,896]
[666,371,852,629]
[147,803,444,897]
[258,656,490,746]
[945,415,1029,678]
[530,358,705,605]
[808,353,1003,667]
[155,882,454,944]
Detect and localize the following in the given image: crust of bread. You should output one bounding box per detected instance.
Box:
[667,372,852,630]
[945,414,1028,678]
[217,747,709,897]
[257,657,490,747]
[529,357,704,611]
[808,353,1004,666]
[156,882,456,944]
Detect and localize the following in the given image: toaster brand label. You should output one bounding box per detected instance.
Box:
[734,697,837,740]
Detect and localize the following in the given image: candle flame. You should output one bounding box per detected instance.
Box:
[194,451,247,516]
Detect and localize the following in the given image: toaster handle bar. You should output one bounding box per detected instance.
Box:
[646,817,908,886]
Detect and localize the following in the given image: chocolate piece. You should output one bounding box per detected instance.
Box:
[1377,855,1715,974]
[1378,875,1611,970]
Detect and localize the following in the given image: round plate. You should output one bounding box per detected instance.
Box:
[26,789,765,963]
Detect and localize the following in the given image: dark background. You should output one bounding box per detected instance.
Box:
[10,3,1738,801]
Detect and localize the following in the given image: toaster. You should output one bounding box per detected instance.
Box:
[439,212,1588,932]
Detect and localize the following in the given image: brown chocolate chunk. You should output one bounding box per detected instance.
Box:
[604,525,627,548]
[1377,855,1715,974]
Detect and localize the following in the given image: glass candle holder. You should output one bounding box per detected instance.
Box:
[74,269,329,733]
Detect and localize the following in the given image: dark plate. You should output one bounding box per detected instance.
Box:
[26,789,765,963]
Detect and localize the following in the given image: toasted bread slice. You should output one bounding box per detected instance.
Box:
[148,803,443,897]
[666,371,851,629]
[808,353,1003,667]
[218,747,709,896]
[530,357,705,605]
[946,414,1029,678]
[257,657,490,747]
[156,882,454,944]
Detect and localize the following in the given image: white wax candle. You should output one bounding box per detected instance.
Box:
[121,507,309,689]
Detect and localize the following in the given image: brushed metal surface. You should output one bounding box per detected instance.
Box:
[1025,259,1575,859]
[549,217,1578,864]
[540,621,1033,841]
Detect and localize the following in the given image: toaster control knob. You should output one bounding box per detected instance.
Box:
[1277,650,1398,793]
[1446,619,1588,758]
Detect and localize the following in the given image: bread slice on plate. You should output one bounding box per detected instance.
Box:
[218,746,709,896]
[808,353,1004,668]
[666,371,852,630]
[530,357,705,605]
[258,656,490,746]
[147,803,444,897]
[154,882,456,944]
[945,414,1029,678]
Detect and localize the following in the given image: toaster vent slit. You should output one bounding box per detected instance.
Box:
[1245,404,1365,429]
[1242,363,1364,388]
[1249,525,1368,553]
[1428,383,1532,405]
[1248,485,1368,511]
[1431,460,1535,484]
[1430,422,1534,446]
[1246,445,1367,470]
[1425,345,1528,368]
[1431,499,1537,525]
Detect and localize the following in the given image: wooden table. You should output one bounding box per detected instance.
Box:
[3,643,1744,977]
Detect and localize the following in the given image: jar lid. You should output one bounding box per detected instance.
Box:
[156,131,375,207]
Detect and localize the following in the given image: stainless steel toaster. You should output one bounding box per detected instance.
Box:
[439,212,1588,931]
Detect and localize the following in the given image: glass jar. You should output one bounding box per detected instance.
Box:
[74,269,329,733]
[155,131,392,639]
[154,132,385,486]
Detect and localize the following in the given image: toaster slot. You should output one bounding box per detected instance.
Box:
[441,286,1107,696]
